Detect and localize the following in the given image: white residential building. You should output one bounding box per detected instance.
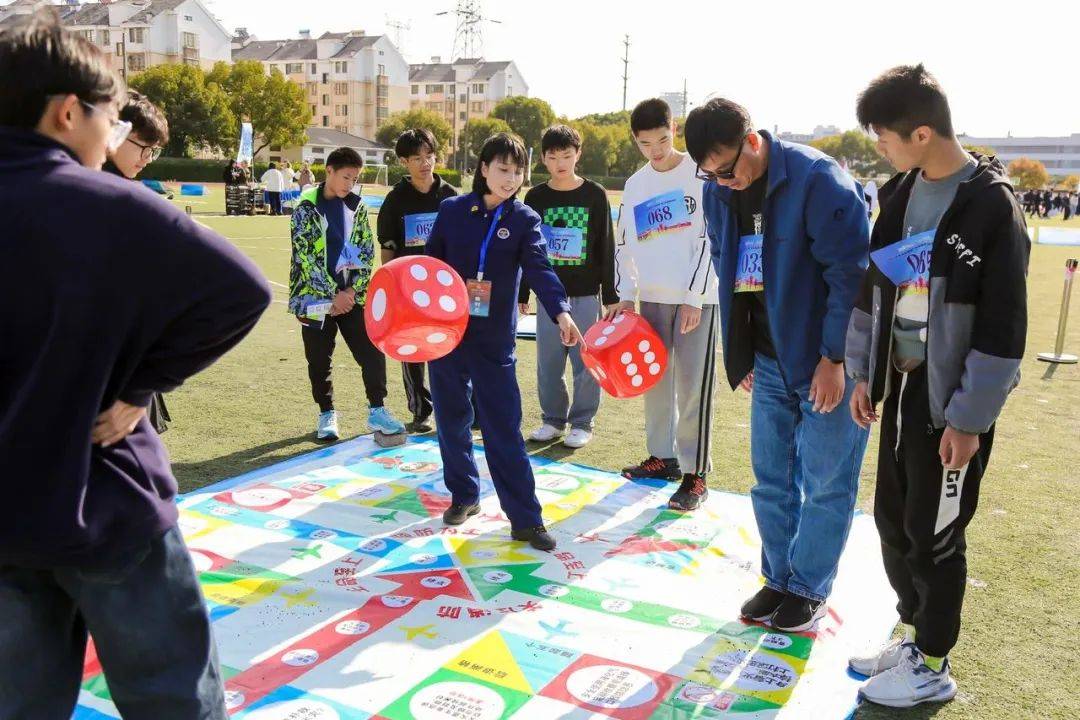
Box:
[0,0,233,77]
[958,133,1080,177]
[256,127,390,168]
[408,56,528,158]
[233,30,410,143]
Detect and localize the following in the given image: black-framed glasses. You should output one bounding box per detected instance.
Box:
[125,137,162,162]
[696,134,748,182]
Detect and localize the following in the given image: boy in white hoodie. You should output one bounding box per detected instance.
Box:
[608,98,719,511]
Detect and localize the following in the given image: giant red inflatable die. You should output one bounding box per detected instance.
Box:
[580,311,668,398]
[365,256,469,362]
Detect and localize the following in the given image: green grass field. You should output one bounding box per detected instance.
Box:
[164,184,1078,719]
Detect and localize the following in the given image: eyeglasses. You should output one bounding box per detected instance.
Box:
[125,137,162,162]
[696,134,748,183]
[77,100,132,154]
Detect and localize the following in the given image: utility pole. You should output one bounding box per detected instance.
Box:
[621,34,630,111]
[385,15,411,57]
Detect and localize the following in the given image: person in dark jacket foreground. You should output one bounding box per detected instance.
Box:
[0,14,271,719]
[845,64,1028,709]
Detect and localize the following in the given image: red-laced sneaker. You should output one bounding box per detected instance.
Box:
[668,473,708,511]
[621,456,681,481]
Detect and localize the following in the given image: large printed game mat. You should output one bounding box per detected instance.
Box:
[75,437,897,719]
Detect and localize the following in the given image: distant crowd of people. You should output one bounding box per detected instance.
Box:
[223,158,317,215]
[1020,188,1079,220]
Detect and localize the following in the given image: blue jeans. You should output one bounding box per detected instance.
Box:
[0,527,226,720]
[749,354,869,602]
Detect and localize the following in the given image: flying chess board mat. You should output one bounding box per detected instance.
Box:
[75,437,897,719]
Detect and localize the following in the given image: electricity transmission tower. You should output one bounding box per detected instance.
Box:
[435,1,501,60]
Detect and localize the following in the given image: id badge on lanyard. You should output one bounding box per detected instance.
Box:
[469,203,505,317]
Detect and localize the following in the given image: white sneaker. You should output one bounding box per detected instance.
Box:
[563,428,593,448]
[528,424,563,442]
[858,646,957,708]
[849,637,914,677]
[316,410,339,441]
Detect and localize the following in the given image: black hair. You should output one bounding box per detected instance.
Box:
[541,124,581,154]
[268,161,277,169]
[121,91,169,146]
[0,9,123,128]
[395,127,437,159]
[630,98,672,135]
[856,64,954,139]
[326,146,363,170]
[683,97,752,164]
[472,132,528,197]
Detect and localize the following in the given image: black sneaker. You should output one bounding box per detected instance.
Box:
[740,587,787,622]
[668,473,708,512]
[771,594,827,632]
[622,456,681,481]
[511,525,557,551]
[407,417,434,433]
[442,503,480,526]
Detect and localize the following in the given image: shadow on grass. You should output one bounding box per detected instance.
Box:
[853,700,953,719]
[173,432,317,493]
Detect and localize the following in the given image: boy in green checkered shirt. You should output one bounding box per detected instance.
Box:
[519,125,618,449]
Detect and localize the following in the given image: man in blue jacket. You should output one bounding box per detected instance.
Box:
[685,98,870,632]
[0,15,271,719]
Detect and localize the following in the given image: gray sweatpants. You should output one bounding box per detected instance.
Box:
[639,301,719,475]
[536,294,602,430]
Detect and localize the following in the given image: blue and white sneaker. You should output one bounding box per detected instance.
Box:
[858,645,957,708]
[368,406,405,435]
[849,636,915,677]
[316,410,339,442]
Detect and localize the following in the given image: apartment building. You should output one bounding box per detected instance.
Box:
[958,133,1080,177]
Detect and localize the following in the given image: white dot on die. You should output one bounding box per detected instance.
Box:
[427,332,448,343]
[439,295,457,312]
[398,345,418,356]
[412,290,431,307]
[620,352,633,365]
[638,340,651,352]
[594,336,608,346]
[602,326,615,336]
[644,351,656,363]
[649,363,661,375]
[626,363,638,375]
[371,288,387,321]
[436,269,454,286]
[410,264,428,281]
[612,314,625,324]
[631,375,644,387]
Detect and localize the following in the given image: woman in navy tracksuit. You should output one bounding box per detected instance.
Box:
[426,133,584,551]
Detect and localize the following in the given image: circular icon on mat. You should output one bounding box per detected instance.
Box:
[210,505,239,517]
[497,227,510,240]
[471,549,498,560]
[335,620,371,635]
[223,690,245,710]
[566,665,658,708]
[360,538,387,553]
[421,576,452,589]
[710,650,796,691]
[534,473,579,492]
[537,584,569,598]
[178,516,207,535]
[761,633,793,650]
[263,518,290,531]
[410,553,438,565]
[281,649,319,667]
[410,681,505,720]
[381,594,413,608]
[309,529,338,540]
[483,570,512,584]
[667,613,701,629]
[601,598,633,614]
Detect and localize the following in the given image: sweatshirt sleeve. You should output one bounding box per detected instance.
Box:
[350,202,376,299]
[614,199,638,302]
[683,184,713,308]
[804,159,871,361]
[944,192,1029,434]
[598,187,619,306]
[520,212,571,322]
[376,192,400,253]
[118,213,271,407]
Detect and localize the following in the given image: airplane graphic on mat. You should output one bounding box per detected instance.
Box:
[539,619,577,641]
[371,510,399,524]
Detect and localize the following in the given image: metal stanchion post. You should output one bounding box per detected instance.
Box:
[1038,258,1079,364]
